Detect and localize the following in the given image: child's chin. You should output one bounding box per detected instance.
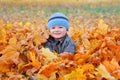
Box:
[54,36,62,39]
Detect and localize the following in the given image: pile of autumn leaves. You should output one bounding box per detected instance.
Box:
[0,19,120,80]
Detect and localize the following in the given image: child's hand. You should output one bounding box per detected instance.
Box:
[59,52,74,60]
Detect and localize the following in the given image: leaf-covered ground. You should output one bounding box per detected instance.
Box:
[0,19,120,80]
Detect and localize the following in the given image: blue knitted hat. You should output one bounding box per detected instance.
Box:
[48,12,69,30]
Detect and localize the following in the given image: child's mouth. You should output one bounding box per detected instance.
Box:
[54,33,61,35]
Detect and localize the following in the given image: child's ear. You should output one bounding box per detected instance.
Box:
[66,28,69,31]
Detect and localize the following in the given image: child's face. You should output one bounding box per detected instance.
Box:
[50,26,67,39]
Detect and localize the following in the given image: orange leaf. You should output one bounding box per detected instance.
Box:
[0,45,20,72]
[74,53,90,65]
[39,61,62,77]
[24,51,41,70]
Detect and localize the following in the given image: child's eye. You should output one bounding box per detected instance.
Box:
[51,27,55,29]
[59,27,63,28]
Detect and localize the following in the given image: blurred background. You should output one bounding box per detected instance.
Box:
[0,0,120,28]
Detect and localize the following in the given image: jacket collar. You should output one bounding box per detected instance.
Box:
[48,34,68,44]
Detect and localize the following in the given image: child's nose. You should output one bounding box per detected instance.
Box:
[54,28,60,31]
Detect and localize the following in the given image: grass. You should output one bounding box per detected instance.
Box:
[0,0,120,28]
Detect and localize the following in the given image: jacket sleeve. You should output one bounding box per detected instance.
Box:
[63,40,75,53]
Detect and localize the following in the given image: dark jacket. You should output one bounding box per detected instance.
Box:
[44,34,75,54]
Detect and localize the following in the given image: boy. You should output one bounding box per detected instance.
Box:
[44,12,75,59]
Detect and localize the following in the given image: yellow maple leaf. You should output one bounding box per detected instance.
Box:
[97,19,109,35]
[18,22,23,26]
[41,48,58,61]
[33,32,47,46]
[82,39,100,54]
[97,64,115,80]
[25,21,31,27]
[9,37,17,45]
[24,21,35,30]
[82,39,91,50]
[5,22,13,30]
[90,39,99,49]
[37,74,48,80]
[64,67,86,80]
